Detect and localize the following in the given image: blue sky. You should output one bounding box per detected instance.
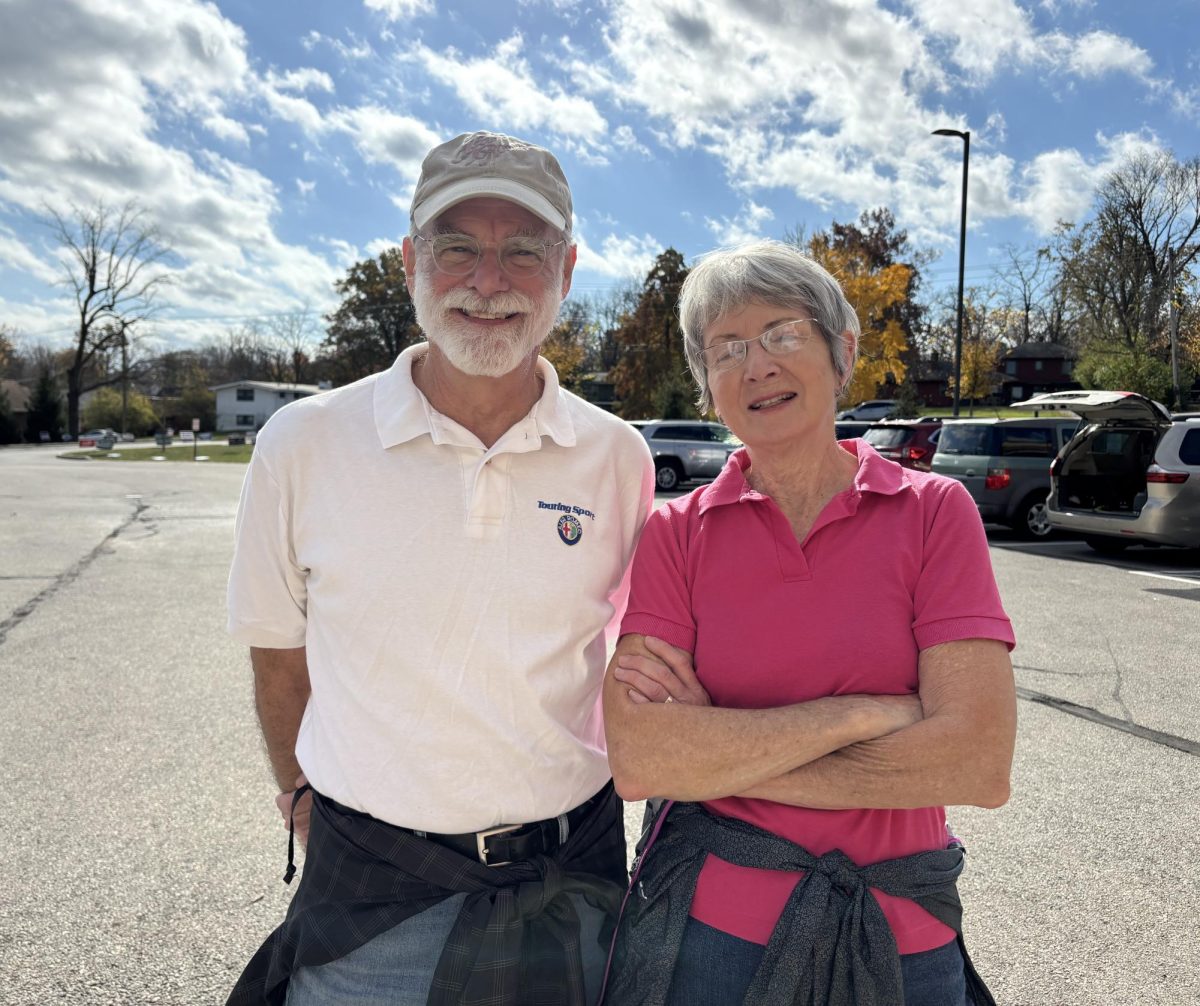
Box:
[0,0,1196,351]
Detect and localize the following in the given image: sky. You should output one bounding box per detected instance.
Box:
[0,0,1196,353]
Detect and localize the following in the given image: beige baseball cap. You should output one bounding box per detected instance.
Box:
[410,131,573,233]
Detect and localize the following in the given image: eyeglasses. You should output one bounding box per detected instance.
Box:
[415,233,566,279]
[700,319,821,373]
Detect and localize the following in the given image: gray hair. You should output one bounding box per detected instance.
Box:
[679,239,860,414]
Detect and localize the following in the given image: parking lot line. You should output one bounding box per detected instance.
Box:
[1128,570,1200,586]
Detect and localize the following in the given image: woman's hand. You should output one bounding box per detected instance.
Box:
[613,635,711,706]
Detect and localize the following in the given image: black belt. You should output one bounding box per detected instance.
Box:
[407,783,611,867]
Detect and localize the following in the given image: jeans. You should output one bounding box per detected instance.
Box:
[664,918,969,1006]
[286,893,609,1006]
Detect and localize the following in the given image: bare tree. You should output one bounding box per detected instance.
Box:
[47,200,171,435]
[265,306,321,385]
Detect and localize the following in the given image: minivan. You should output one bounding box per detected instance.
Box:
[931,416,1081,537]
[1015,391,1200,552]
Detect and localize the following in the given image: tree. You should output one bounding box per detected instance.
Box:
[323,248,420,382]
[47,200,171,436]
[540,301,592,393]
[943,290,1008,413]
[609,249,694,418]
[0,384,20,443]
[81,386,158,436]
[0,324,16,377]
[25,366,63,442]
[265,308,321,385]
[1058,151,1200,360]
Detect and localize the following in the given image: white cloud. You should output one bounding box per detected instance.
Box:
[0,228,61,284]
[327,106,441,173]
[574,230,661,279]
[296,179,316,197]
[267,67,336,94]
[1067,31,1153,80]
[203,114,251,145]
[364,0,433,20]
[705,201,775,245]
[410,34,607,143]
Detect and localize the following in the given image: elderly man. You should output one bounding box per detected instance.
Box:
[226,132,654,1006]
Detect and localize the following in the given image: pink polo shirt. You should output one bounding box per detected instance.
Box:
[621,441,1015,954]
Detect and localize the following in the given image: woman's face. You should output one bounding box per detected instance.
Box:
[703,301,847,451]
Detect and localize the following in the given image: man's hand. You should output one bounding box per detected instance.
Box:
[275,772,311,846]
[612,635,711,706]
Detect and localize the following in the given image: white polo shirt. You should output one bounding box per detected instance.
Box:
[227,346,654,832]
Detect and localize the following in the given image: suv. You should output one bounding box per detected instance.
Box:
[629,420,740,491]
[1015,391,1200,552]
[836,399,895,421]
[931,416,1081,537]
[863,419,942,472]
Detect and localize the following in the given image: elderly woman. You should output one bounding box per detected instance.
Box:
[601,240,1016,1006]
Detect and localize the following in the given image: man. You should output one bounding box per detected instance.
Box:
[226,131,654,1006]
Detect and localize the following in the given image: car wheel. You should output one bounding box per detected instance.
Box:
[654,460,683,491]
[1084,536,1131,555]
[1013,495,1054,539]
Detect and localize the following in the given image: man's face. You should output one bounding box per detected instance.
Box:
[404,197,576,378]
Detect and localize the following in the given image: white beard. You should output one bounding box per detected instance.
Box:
[413,263,563,378]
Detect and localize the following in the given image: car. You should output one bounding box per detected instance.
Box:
[1015,391,1200,552]
[78,428,118,449]
[834,420,874,440]
[863,419,943,472]
[931,415,1082,538]
[835,399,896,421]
[628,420,741,491]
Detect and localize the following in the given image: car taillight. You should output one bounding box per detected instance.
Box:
[1146,466,1189,484]
[905,446,928,462]
[985,467,1011,491]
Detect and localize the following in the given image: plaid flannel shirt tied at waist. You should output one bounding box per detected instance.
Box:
[227,784,627,1006]
[604,801,995,1006]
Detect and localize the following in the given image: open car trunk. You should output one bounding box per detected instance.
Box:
[1056,426,1160,514]
[1016,391,1174,515]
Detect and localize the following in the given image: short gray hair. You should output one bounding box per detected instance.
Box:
[679,239,860,414]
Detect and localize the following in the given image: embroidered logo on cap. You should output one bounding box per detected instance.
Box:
[557,514,583,545]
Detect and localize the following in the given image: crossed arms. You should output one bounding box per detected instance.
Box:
[602,634,1016,810]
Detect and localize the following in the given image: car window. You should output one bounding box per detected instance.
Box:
[1178,428,1200,465]
[653,426,702,440]
[864,428,913,447]
[997,427,1055,457]
[937,425,993,455]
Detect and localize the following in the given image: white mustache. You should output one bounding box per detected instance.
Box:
[439,289,534,315]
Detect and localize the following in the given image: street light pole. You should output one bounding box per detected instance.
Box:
[933,128,970,417]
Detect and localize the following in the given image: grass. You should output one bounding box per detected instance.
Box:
[61,444,255,463]
[914,406,1035,420]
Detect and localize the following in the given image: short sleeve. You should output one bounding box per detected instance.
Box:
[911,480,1016,652]
[620,504,698,652]
[226,448,308,648]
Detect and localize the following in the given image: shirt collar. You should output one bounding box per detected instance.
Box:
[696,438,910,515]
[373,344,576,450]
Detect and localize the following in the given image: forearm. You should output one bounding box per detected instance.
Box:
[744,645,1017,810]
[250,645,311,791]
[605,684,906,803]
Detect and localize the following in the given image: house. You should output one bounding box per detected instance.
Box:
[211,380,325,432]
[998,342,1080,404]
[1,378,32,440]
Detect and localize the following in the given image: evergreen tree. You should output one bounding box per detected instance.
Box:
[25,368,63,442]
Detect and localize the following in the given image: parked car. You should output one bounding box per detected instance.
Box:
[78,428,117,449]
[1015,391,1200,552]
[836,399,896,421]
[931,416,1081,537]
[628,420,740,491]
[834,420,874,440]
[863,419,943,472]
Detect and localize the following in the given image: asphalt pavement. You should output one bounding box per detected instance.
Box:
[0,446,1196,1005]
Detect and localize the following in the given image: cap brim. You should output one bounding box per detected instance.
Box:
[412,177,567,232]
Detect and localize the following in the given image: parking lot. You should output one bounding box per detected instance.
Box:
[1,445,1197,1005]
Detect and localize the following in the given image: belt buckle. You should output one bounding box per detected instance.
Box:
[476,824,522,867]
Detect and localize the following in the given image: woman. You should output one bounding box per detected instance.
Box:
[601,240,1016,1006]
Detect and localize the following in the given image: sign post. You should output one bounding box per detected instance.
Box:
[192,418,200,461]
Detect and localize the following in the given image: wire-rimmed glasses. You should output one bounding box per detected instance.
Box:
[700,319,821,373]
[415,233,566,279]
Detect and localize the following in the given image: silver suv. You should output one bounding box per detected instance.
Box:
[1016,391,1200,552]
[931,416,1081,537]
[629,420,740,491]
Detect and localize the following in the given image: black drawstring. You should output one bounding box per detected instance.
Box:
[283,783,312,884]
